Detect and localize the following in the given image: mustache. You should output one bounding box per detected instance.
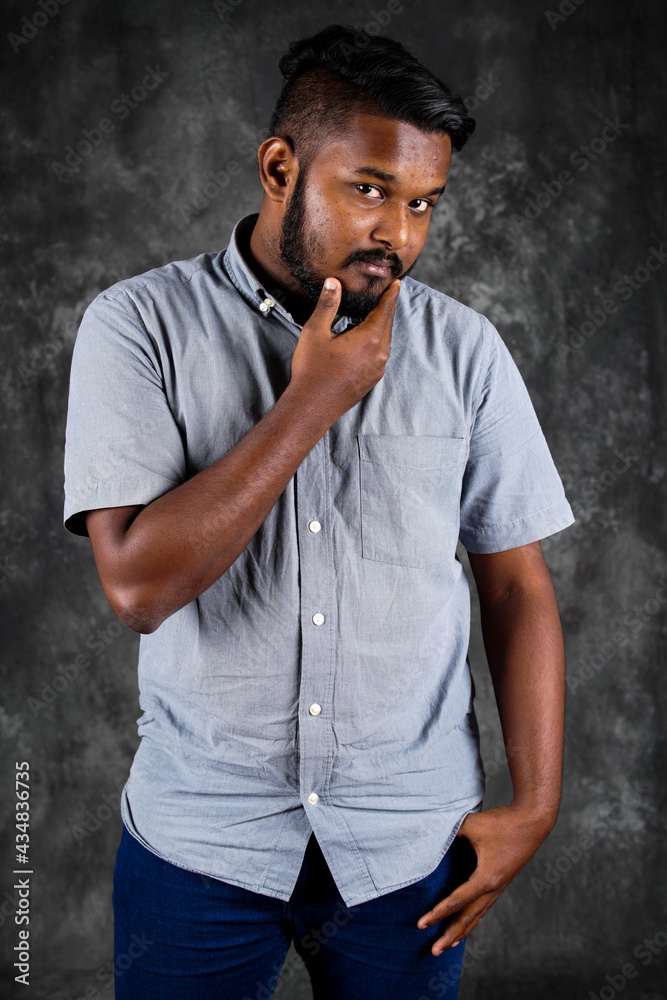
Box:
[348,250,403,276]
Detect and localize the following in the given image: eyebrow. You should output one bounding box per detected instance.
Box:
[351,166,446,198]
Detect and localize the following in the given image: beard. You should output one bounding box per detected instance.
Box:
[278,163,419,321]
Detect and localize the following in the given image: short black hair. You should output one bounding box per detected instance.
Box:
[266,23,475,175]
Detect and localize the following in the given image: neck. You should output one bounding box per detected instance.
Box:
[243,212,316,326]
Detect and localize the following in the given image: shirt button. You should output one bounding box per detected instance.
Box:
[308,519,322,533]
[312,612,325,626]
[309,703,322,716]
[259,297,275,313]
[307,792,319,805]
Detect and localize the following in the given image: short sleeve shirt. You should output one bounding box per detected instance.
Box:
[63,212,574,906]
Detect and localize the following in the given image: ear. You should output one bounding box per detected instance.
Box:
[256,136,298,204]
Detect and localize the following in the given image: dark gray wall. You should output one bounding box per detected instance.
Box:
[1,1,665,997]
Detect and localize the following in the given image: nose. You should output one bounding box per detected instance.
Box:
[371,201,410,252]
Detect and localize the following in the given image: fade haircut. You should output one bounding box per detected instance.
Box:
[266,23,476,177]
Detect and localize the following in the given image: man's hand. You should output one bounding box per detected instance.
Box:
[289,276,401,425]
[417,803,556,955]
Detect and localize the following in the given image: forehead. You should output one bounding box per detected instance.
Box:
[308,114,452,182]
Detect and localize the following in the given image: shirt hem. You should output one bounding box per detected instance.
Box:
[119,784,292,902]
[331,797,484,908]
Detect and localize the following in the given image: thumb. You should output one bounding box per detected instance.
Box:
[311,277,341,320]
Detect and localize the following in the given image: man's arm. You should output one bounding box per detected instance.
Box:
[417,539,566,954]
[84,278,400,635]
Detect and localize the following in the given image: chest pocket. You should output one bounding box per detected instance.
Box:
[358,434,467,569]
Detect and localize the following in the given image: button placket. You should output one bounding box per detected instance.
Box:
[295,438,334,813]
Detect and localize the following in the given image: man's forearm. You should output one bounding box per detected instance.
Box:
[90,382,333,634]
[477,575,566,824]
[416,556,568,951]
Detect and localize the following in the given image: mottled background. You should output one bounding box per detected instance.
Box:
[1,0,665,997]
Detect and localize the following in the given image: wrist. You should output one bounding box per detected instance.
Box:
[282,378,340,431]
[508,797,560,832]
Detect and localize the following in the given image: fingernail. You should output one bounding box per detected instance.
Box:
[324,279,336,291]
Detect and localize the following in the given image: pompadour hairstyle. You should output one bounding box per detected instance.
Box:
[266,23,476,174]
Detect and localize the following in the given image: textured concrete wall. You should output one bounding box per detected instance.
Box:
[1,0,665,997]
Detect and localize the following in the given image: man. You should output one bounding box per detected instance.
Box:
[63,23,574,999]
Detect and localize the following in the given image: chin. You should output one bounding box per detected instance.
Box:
[312,271,384,321]
[340,295,380,321]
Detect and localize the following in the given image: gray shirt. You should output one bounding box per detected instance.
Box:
[63,212,574,907]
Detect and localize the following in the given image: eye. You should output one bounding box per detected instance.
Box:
[411,199,433,214]
[356,183,383,200]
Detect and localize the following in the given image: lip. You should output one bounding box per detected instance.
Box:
[357,260,394,277]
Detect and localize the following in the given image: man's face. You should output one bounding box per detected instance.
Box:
[278,114,453,320]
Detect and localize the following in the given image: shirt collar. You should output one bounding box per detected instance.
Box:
[219,212,363,334]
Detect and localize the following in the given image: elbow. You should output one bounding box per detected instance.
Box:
[107,582,166,635]
[120,613,161,636]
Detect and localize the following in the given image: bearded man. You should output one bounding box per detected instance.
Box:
[64,22,574,1000]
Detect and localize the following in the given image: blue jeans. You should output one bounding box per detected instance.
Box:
[112,823,476,999]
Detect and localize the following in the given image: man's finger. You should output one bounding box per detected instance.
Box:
[349,278,401,347]
[382,277,401,327]
[310,277,341,325]
[416,870,485,928]
[360,277,401,321]
[378,277,401,320]
[431,891,502,955]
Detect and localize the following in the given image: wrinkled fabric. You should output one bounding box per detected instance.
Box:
[63,212,574,906]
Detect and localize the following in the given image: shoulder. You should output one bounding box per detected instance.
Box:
[72,252,225,367]
[398,274,498,360]
[91,251,224,309]
[76,252,227,355]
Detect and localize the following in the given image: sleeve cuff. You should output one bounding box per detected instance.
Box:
[64,474,180,537]
[460,499,575,554]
